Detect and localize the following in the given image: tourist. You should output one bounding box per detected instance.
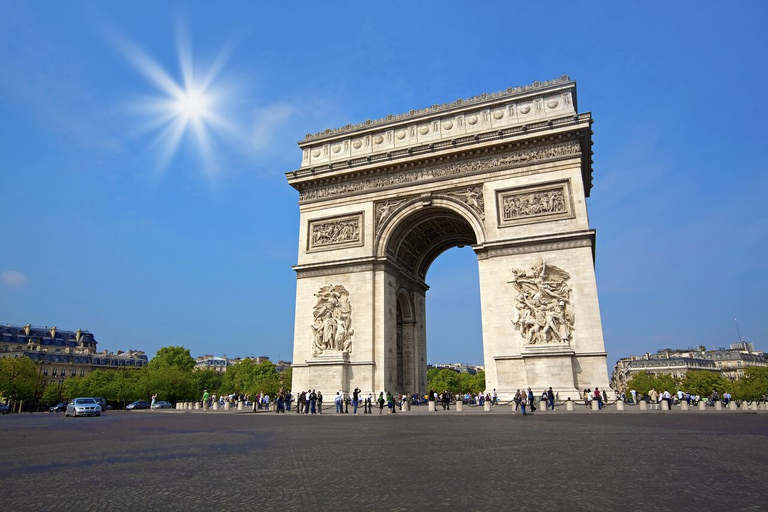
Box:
[594,387,603,410]
[649,389,659,410]
[309,389,317,414]
[202,389,210,411]
[527,388,535,412]
[492,388,498,406]
[276,392,285,413]
[335,392,343,413]
[378,392,385,413]
[386,391,395,413]
[285,392,292,412]
[317,391,323,413]
[344,394,350,413]
[353,387,360,414]
[151,393,157,409]
[601,389,608,405]
[520,393,528,416]
[547,387,555,411]
[630,389,637,404]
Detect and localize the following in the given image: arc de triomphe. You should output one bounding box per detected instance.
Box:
[286,76,609,400]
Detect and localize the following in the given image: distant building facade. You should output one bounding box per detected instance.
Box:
[0,323,148,386]
[611,343,767,392]
[429,363,485,375]
[194,355,292,373]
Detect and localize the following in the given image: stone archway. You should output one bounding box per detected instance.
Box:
[287,77,610,399]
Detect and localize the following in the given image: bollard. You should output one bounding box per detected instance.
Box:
[750,402,758,411]
[213,402,219,411]
[698,401,706,411]
[428,400,436,412]
[237,401,244,411]
[760,402,767,411]
[680,401,689,411]
[566,399,574,412]
[456,401,463,412]
[661,400,670,411]
[224,401,231,411]
[616,400,625,412]
[270,402,277,412]
[194,402,200,410]
[639,400,648,411]
[591,400,600,411]
[728,401,737,411]
[483,401,491,412]
[715,401,722,411]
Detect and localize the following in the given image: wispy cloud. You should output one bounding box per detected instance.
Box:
[1,270,28,288]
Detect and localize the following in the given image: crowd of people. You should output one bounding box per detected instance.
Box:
[620,388,742,409]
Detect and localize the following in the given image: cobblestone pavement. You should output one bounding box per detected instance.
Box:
[2,408,767,511]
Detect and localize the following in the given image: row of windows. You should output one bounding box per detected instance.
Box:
[43,367,86,377]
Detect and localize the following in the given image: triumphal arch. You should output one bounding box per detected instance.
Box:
[286,76,609,400]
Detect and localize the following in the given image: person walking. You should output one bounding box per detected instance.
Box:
[547,387,555,411]
[527,388,535,412]
[202,389,210,411]
[520,393,528,416]
[378,392,385,414]
[594,387,603,410]
[151,394,157,409]
[514,389,521,411]
[366,393,373,414]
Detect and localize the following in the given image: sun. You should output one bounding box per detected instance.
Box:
[113,26,239,177]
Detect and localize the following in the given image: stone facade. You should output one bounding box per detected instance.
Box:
[286,77,609,400]
[0,323,148,385]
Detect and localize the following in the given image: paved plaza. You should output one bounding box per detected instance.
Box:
[1,408,767,511]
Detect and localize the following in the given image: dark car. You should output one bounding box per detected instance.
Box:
[152,401,173,409]
[50,402,67,413]
[126,400,150,410]
[0,403,9,415]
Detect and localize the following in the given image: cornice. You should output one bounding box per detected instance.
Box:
[302,75,573,142]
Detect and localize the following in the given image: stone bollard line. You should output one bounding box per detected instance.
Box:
[456,401,463,412]
[428,400,436,412]
[616,400,625,412]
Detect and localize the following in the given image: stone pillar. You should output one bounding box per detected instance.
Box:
[639,400,648,411]
[456,401,463,412]
[616,400,625,412]
[237,401,244,411]
[483,402,491,412]
[680,401,689,411]
[213,402,219,411]
[566,399,573,411]
[270,402,277,412]
[750,402,758,411]
[728,401,737,411]
[715,401,722,411]
[224,401,231,411]
[698,401,706,411]
[661,400,670,411]
[428,400,435,412]
[194,402,200,410]
[591,400,600,411]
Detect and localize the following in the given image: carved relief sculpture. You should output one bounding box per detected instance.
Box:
[308,213,363,251]
[509,257,575,345]
[311,285,354,356]
[502,188,565,220]
[447,186,485,219]
[375,199,407,233]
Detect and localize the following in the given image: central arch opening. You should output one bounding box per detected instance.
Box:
[383,205,483,395]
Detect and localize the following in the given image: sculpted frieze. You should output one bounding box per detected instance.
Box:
[446,186,484,220]
[308,213,364,252]
[509,257,575,346]
[300,140,580,203]
[497,181,573,227]
[311,285,354,356]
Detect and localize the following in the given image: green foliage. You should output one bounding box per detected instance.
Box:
[734,367,768,401]
[625,371,680,396]
[0,356,42,402]
[41,382,64,404]
[426,369,486,395]
[192,370,223,398]
[221,360,282,397]
[149,346,196,372]
[680,370,729,397]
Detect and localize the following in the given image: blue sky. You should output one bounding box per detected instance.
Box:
[1,2,766,372]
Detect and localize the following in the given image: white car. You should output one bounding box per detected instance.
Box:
[65,397,101,417]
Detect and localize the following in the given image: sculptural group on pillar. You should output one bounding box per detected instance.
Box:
[510,257,575,345]
[311,284,354,356]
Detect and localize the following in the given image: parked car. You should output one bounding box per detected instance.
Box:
[126,400,150,410]
[0,403,9,415]
[152,401,173,409]
[50,402,68,413]
[65,398,101,417]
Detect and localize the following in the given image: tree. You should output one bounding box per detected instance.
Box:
[192,370,223,399]
[734,367,768,401]
[427,368,460,394]
[41,382,64,405]
[625,371,680,396]
[149,346,196,372]
[0,357,41,404]
[681,371,729,397]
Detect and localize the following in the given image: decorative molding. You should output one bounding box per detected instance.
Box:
[303,76,572,141]
[496,180,573,228]
[446,186,484,220]
[307,212,364,252]
[480,237,593,258]
[300,140,580,203]
[509,257,575,346]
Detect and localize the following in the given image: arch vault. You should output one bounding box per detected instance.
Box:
[286,77,609,400]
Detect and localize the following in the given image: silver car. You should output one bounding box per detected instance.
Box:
[65,398,101,417]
